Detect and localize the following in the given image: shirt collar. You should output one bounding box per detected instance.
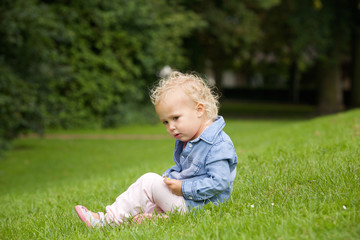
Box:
[190,116,225,144]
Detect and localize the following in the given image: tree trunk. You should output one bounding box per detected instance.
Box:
[350,19,360,107]
[213,66,223,93]
[288,59,300,103]
[317,61,344,115]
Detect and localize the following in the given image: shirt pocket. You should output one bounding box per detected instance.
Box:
[180,156,206,178]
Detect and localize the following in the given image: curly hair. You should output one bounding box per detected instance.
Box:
[150,71,219,120]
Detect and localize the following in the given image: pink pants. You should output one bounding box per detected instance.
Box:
[100,172,187,225]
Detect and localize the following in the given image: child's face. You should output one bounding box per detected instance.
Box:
[155,89,209,142]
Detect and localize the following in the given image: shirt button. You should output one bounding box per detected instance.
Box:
[188,196,193,199]
[189,143,192,147]
[181,155,184,159]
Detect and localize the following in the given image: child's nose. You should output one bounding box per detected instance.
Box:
[169,122,176,130]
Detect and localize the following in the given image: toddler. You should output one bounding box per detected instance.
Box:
[75,71,238,229]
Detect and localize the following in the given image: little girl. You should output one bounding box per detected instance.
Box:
[75,71,238,229]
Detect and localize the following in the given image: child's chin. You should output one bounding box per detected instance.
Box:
[175,135,186,141]
[180,137,192,142]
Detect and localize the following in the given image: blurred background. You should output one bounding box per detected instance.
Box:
[1,0,360,151]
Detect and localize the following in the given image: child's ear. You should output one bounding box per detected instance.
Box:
[196,103,205,117]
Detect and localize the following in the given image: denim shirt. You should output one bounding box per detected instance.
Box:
[163,116,238,210]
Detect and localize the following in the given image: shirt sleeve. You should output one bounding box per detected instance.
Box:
[162,165,181,177]
[181,141,235,201]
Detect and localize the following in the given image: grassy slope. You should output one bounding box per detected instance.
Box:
[0,109,359,239]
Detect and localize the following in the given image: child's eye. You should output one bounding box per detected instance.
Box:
[162,121,168,125]
[173,116,179,121]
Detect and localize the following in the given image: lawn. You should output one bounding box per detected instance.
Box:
[0,109,359,239]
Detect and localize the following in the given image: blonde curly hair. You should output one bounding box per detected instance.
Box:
[150,71,219,120]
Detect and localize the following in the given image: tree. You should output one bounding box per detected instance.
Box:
[0,0,50,154]
[0,0,203,126]
[259,0,355,113]
[181,0,280,90]
[0,60,44,153]
[39,0,204,128]
[311,0,351,114]
[350,1,360,108]
[0,0,203,153]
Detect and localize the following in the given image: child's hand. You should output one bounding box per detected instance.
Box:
[163,177,183,196]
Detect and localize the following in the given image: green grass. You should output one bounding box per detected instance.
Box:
[1,109,359,239]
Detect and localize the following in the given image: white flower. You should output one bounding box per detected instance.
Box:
[343,205,347,210]
[271,203,274,206]
[251,204,254,208]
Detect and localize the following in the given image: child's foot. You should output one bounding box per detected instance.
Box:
[75,205,105,229]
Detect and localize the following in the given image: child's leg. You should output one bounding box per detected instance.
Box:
[104,172,187,225]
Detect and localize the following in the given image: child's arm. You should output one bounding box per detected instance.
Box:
[181,141,237,201]
[162,165,181,178]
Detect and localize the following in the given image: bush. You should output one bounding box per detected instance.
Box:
[0,0,203,147]
[0,59,44,155]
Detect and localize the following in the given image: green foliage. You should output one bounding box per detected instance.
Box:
[252,0,281,9]
[42,0,202,128]
[1,0,359,154]
[258,0,354,74]
[0,0,203,153]
[0,58,44,152]
[288,0,352,61]
[182,0,266,72]
[40,0,202,128]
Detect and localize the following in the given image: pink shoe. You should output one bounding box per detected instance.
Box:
[75,205,104,229]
